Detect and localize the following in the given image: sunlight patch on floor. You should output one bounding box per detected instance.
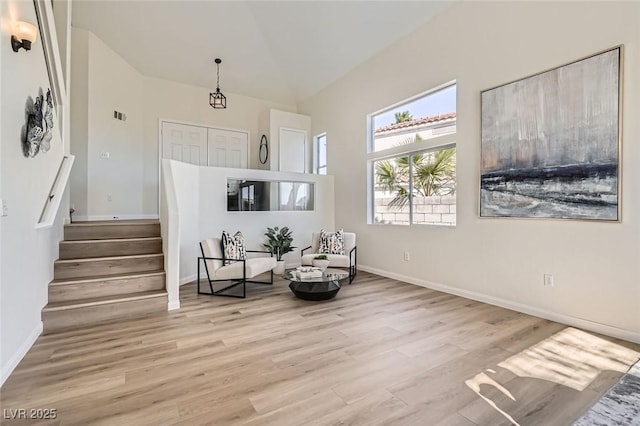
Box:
[465,372,521,426]
[498,327,639,392]
[464,327,640,425]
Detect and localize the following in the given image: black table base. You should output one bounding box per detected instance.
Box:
[289,280,341,301]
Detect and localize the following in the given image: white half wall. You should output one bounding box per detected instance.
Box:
[299,1,640,340]
[163,160,335,285]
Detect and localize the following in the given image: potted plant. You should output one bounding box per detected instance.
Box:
[312,254,330,271]
[263,226,295,274]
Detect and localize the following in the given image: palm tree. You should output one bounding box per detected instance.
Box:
[394,111,413,123]
[375,135,456,207]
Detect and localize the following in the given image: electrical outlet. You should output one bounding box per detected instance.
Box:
[107,194,112,202]
[404,251,410,261]
[0,198,7,216]
[100,151,110,159]
[544,274,554,287]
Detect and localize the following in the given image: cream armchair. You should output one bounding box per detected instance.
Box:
[301,232,357,283]
[198,237,276,298]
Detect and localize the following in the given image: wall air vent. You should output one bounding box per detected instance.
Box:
[113,110,127,121]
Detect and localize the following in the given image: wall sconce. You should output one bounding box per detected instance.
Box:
[209,58,227,109]
[11,21,38,52]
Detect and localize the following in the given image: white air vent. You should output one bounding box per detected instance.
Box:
[113,110,127,121]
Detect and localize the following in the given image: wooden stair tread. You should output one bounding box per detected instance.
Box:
[66,220,159,226]
[50,270,165,285]
[60,236,162,244]
[44,290,167,311]
[55,253,163,264]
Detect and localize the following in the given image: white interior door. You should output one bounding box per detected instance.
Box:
[207,128,248,168]
[161,122,207,166]
[279,128,306,173]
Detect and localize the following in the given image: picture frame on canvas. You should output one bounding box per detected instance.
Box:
[480,46,622,221]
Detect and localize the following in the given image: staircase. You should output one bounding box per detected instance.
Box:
[42,220,168,333]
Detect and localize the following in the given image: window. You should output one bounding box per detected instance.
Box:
[315,133,327,175]
[368,83,457,226]
[371,85,456,153]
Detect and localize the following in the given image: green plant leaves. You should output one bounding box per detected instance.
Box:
[263,226,296,261]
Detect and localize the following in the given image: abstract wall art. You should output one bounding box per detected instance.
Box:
[480,47,622,221]
[23,88,54,158]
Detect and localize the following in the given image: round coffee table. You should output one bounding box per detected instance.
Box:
[284,268,350,301]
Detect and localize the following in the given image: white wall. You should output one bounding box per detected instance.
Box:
[1,0,67,383]
[86,31,144,220]
[69,27,88,219]
[299,1,640,341]
[165,160,335,284]
[70,28,298,220]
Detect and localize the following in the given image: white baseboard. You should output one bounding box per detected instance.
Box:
[358,265,640,345]
[72,214,159,222]
[1,321,43,386]
[168,300,180,310]
[181,274,197,286]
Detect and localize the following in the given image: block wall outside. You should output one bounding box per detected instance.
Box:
[374,195,456,226]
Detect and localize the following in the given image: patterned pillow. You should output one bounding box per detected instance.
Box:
[221,231,246,264]
[319,228,345,255]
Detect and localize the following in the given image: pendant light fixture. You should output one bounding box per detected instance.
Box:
[209,58,227,109]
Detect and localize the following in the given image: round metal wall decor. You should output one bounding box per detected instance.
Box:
[259,134,269,164]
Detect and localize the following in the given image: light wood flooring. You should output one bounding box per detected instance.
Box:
[1,272,639,425]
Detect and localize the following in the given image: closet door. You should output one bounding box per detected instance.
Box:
[207,128,248,168]
[161,122,207,166]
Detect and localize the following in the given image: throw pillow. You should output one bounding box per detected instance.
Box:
[319,228,345,255]
[221,230,246,264]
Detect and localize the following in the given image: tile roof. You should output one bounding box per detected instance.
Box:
[375,112,456,134]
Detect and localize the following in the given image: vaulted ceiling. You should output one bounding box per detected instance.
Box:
[72,1,453,105]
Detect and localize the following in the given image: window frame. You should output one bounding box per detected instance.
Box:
[367,81,457,226]
[367,81,456,155]
[369,143,456,226]
[314,133,327,175]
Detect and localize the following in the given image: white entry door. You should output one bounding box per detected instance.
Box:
[207,128,248,168]
[161,122,207,166]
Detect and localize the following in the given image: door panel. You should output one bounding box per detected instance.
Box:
[162,122,207,166]
[229,149,242,168]
[215,147,226,167]
[207,128,248,168]
[171,144,183,161]
[162,122,248,169]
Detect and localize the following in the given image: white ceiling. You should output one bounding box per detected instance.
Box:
[72,1,453,105]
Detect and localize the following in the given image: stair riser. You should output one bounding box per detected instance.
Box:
[59,239,162,259]
[43,295,167,333]
[64,224,161,241]
[49,275,166,303]
[54,256,164,280]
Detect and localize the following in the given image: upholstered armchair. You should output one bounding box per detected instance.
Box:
[301,232,357,283]
[198,237,276,298]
